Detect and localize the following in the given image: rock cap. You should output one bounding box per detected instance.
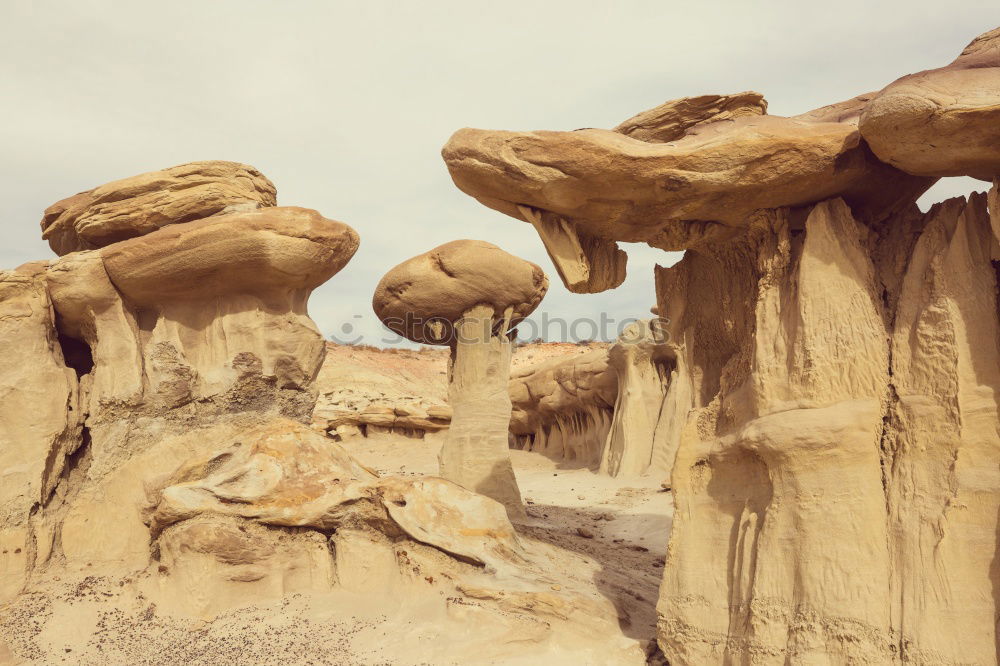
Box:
[373,240,548,345]
[41,160,277,255]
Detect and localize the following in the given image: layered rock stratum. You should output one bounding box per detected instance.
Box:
[443,25,1000,666]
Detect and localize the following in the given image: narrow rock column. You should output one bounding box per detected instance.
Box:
[600,320,671,477]
[440,304,524,519]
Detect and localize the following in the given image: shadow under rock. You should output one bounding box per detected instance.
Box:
[516,502,671,648]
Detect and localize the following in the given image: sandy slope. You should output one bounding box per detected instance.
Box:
[351,431,673,654]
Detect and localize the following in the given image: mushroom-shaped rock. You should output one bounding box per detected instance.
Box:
[442,97,931,293]
[373,240,547,345]
[41,160,277,255]
[98,206,357,407]
[860,27,1000,179]
[42,205,359,414]
[101,206,357,304]
[373,240,548,518]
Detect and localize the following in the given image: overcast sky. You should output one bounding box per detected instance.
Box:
[3,2,997,347]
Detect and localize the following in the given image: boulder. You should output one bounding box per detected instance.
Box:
[40,160,276,255]
[373,239,548,345]
[860,27,1000,179]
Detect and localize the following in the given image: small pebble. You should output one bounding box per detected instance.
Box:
[577,527,594,539]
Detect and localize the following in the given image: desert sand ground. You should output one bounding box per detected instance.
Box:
[0,429,672,666]
[349,431,673,653]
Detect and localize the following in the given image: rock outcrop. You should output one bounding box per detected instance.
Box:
[442,25,1000,665]
[4,166,640,664]
[2,164,358,613]
[600,320,672,478]
[373,240,549,519]
[509,348,617,466]
[0,263,82,602]
[312,341,611,443]
[508,321,674,478]
[40,160,277,255]
[443,90,933,295]
[860,27,1000,179]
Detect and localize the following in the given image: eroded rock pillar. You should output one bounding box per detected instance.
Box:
[441,303,525,520]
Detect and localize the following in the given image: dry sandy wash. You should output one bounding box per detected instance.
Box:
[2,23,1000,666]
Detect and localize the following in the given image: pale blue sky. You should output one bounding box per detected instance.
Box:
[2,1,996,346]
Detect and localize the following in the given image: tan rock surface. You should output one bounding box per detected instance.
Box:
[600,320,672,478]
[372,239,548,345]
[442,39,1000,662]
[652,193,1000,664]
[4,168,646,664]
[312,344,452,439]
[440,303,527,518]
[613,91,767,143]
[42,206,360,418]
[508,324,676,479]
[373,241,549,519]
[1,414,645,664]
[509,347,617,466]
[312,341,611,443]
[339,428,673,662]
[0,263,82,603]
[860,27,1000,179]
[40,160,277,255]
[442,96,931,294]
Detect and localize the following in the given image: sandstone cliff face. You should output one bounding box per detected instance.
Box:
[510,347,617,466]
[655,192,1000,663]
[0,264,82,602]
[508,323,675,479]
[442,26,1000,665]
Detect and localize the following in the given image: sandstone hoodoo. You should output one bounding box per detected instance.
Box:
[4,165,647,664]
[373,240,548,519]
[9,17,1000,666]
[442,25,1000,666]
[2,162,361,612]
